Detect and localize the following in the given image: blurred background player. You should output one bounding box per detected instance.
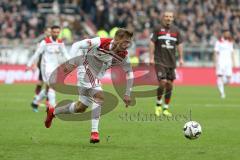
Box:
[44,28,134,143]
[214,29,235,99]
[27,25,70,112]
[149,10,184,117]
[30,27,51,112]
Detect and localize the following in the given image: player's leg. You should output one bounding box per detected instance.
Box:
[31,84,47,112]
[35,82,43,96]
[31,63,50,111]
[45,85,56,108]
[35,68,43,95]
[54,100,88,115]
[224,65,232,85]
[154,65,167,116]
[162,68,176,117]
[35,56,43,95]
[157,80,166,105]
[216,65,226,98]
[217,75,225,98]
[155,80,166,116]
[45,100,89,128]
[44,85,93,128]
[162,80,173,117]
[89,90,104,143]
[31,69,44,112]
[221,66,233,98]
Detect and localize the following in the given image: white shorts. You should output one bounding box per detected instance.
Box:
[77,64,102,107]
[41,63,58,84]
[216,64,232,77]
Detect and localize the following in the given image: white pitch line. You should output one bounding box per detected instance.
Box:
[183,104,240,108]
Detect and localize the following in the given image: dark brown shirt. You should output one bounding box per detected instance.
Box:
[151,23,183,68]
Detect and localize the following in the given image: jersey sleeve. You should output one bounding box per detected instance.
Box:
[150,29,158,43]
[27,40,45,67]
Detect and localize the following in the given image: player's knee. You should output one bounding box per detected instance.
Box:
[93,92,104,105]
[166,81,173,90]
[75,101,87,113]
[159,80,167,87]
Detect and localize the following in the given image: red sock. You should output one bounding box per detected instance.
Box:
[165,98,171,104]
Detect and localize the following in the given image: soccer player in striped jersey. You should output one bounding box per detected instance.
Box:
[45,28,134,143]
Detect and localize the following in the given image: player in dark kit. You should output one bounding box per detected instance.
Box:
[149,10,184,117]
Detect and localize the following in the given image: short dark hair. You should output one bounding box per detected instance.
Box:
[51,25,60,30]
[115,28,134,39]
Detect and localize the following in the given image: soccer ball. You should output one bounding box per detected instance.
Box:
[183,121,202,140]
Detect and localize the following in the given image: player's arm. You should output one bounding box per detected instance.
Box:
[69,37,100,57]
[177,43,184,66]
[26,41,45,69]
[149,41,155,64]
[65,37,101,71]
[213,41,219,67]
[176,30,184,66]
[213,51,219,67]
[122,57,134,107]
[60,43,71,60]
[231,44,235,68]
[149,32,157,64]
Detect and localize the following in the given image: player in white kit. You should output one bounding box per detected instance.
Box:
[45,28,134,143]
[214,29,234,98]
[27,25,70,111]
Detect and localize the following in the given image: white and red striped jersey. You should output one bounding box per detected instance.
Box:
[70,37,132,79]
[214,37,234,66]
[27,37,70,68]
[70,37,133,96]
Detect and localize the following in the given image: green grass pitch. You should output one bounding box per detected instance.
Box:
[0,84,240,160]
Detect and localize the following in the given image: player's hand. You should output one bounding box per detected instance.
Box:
[25,65,36,72]
[25,66,31,71]
[123,95,131,107]
[179,58,184,67]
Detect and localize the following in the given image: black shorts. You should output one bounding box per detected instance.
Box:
[155,65,176,81]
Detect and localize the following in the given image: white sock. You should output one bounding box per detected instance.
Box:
[47,88,56,107]
[217,77,225,96]
[156,99,163,106]
[91,103,101,132]
[54,102,76,115]
[163,104,169,109]
[33,89,46,104]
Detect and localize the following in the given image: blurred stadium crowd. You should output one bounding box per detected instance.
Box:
[0,0,239,64]
[1,0,240,44]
